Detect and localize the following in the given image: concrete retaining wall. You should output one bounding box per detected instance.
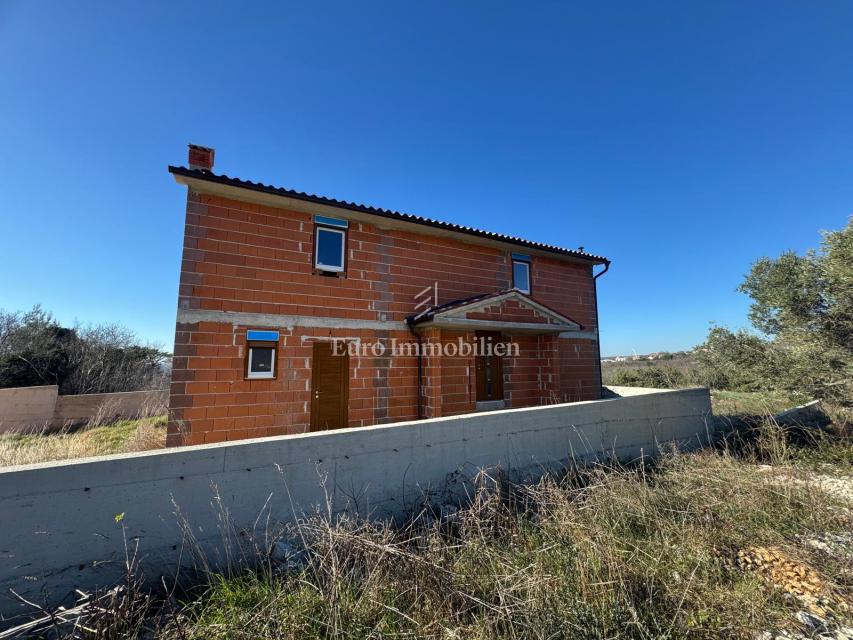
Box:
[772,400,829,427]
[0,386,58,434]
[0,387,713,624]
[605,385,675,397]
[53,390,168,425]
[0,387,167,433]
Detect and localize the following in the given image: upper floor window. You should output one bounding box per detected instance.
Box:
[512,253,531,294]
[314,215,348,273]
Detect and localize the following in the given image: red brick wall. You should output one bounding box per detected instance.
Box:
[437,330,475,417]
[170,323,419,446]
[458,298,570,325]
[556,338,601,402]
[177,191,597,326]
[169,188,601,445]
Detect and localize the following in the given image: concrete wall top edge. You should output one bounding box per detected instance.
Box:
[604,385,708,395]
[1,389,708,472]
[0,389,713,500]
[0,384,59,392]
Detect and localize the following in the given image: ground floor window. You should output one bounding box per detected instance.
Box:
[245,331,279,379]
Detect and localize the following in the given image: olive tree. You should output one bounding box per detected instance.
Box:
[697,216,852,406]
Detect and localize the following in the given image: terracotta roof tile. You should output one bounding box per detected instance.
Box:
[168,166,610,265]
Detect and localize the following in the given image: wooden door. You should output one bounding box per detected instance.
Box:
[310,341,349,431]
[475,331,504,402]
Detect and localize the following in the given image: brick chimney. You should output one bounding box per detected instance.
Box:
[188,144,215,171]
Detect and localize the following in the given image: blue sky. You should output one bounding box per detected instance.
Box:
[1,1,851,357]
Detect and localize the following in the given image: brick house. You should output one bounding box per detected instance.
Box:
[167,145,610,446]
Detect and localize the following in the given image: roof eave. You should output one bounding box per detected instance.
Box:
[169,166,610,266]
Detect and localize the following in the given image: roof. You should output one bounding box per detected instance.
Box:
[407,289,582,331]
[408,289,516,323]
[168,166,609,265]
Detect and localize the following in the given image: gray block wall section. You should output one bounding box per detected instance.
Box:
[0,387,168,433]
[0,387,713,624]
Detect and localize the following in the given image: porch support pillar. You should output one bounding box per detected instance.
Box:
[539,334,561,404]
[421,327,443,418]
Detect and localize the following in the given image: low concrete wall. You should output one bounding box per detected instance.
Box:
[774,400,830,427]
[0,386,58,434]
[0,387,167,433]
[0,387,713,624]
[53,390,168,425]
[605,385,677,397]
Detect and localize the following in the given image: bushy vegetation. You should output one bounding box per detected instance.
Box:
[709,390,801,419]
[606,217,853,413]
[696,217,852,407]
[607,363,693,389]
[0,306,169,394]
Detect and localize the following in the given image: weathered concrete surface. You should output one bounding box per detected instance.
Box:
[604,385,682,397]
[773,400,830,427]
[53,390,167,426]
[0,387,713,625]
[0,386,57,434]
[0,387,166,433]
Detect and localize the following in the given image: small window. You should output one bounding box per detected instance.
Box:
[247,342,276,379]
[315,226,346,272]
[512,260,531,294]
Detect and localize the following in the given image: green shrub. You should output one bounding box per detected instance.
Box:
[608,365,690,389]
[695,216,852,408]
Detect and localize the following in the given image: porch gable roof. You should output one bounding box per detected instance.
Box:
[407,289,583,335]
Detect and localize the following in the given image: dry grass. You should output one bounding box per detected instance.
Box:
[144,425,849,640]
[0,414,166,467]
[711,389,802,419]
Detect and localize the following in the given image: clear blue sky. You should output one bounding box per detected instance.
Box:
[1,1,851,357]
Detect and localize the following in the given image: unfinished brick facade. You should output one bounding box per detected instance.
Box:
[167,147,609,446]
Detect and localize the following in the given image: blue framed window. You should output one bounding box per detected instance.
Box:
[512,257,531,294]
[246,330,278,379]
[314,225,346,272]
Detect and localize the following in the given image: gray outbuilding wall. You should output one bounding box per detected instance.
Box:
[0,387,713,626]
